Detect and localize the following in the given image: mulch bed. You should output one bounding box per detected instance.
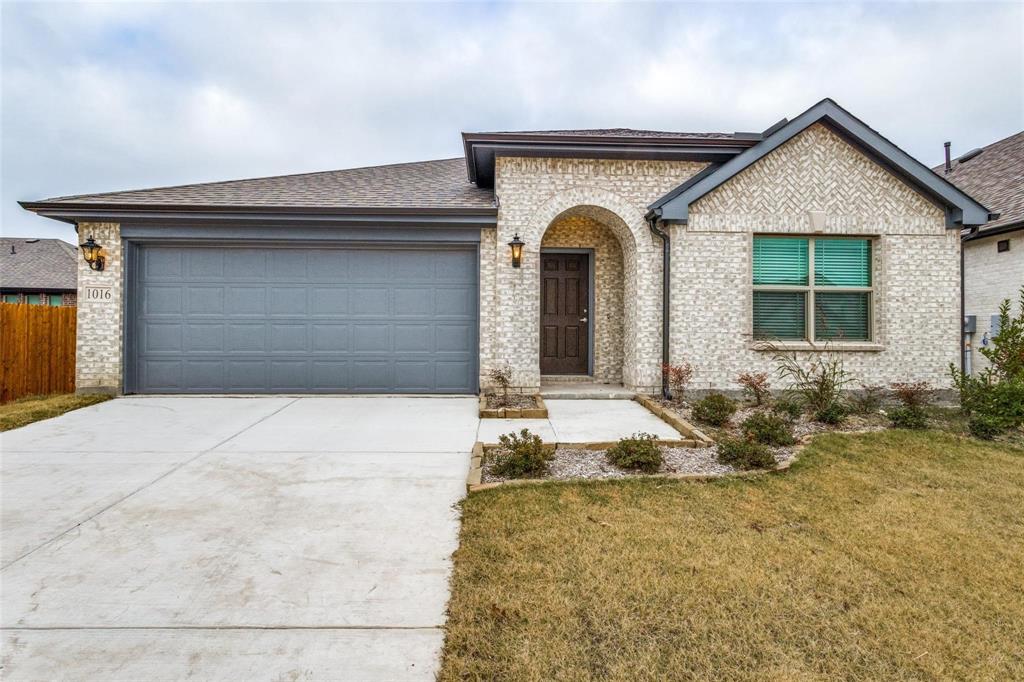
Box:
[485,394,540,410]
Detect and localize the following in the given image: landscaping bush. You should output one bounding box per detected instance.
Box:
[888,406,928,430]
[814,402,847,425]
[692,393,737,426]
[662,362,693,402]
[771,397,803,421]
[771,345,852,419]
[606,432,663,473]
[487,363,513,407]
[890,381,934,409]
[849,385,885,415]
[492,429,550,478]
[736,372,771,406]
[741,411,796,446]
[968,413,1008,440]
[716,436,776,470]
[979,288,1024,381]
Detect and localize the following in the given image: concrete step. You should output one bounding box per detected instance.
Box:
[539,382,635,400]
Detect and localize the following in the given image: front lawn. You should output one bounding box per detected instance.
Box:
[0,393,112,431]
[440,431,1024,680]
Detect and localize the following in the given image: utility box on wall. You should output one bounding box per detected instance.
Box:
[963,315,976,334]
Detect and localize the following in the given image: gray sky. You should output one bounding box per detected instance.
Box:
[3,1,1022,243]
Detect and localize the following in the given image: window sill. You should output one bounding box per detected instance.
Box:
[749,340,884,353]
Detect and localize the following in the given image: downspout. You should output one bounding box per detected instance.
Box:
[647,214,671,400]
[960,225,977,376]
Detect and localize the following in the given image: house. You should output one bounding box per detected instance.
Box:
[933,132,1023,376]
[0,237,78,306]
[20,99,992,396]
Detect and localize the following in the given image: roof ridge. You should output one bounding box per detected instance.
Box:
[38,157,468,203]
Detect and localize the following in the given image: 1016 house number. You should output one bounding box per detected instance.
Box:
[83,287,113,301]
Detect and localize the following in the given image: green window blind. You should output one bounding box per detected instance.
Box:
[26,294,40,305]
[815,292,869,341]
[815,239,871,287]
[753,291,806,340]
[753,237,808,286]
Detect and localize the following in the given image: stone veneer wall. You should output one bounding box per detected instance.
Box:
[75,222,124,393]
[540,215,625,383]
[677,123,959,389]
[964,230,1024,375]
[487,157,708,392]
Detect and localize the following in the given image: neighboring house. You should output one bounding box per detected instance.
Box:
[0,237,78,306]
[933,132,1024,376]
[21,99,992,396]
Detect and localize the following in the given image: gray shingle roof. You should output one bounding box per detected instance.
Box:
[0,238,77,291]
[32,158,495,211]
[933,131,1024,232]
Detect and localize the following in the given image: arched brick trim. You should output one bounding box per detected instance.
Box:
[519,188,662,392]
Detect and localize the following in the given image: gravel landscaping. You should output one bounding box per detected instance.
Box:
[481,442,799,484]
[484,393,540,410]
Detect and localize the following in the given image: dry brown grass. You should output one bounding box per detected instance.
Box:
[0,393,111,431]
[440,431,1024,681]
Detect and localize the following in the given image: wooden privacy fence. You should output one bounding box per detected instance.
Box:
[0,303,76,403]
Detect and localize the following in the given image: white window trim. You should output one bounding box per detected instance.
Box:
[749,234,878,349]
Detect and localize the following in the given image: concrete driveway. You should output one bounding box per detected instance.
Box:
[1,396,479,680]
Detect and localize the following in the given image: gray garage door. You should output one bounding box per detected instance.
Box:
[130,245,478,394]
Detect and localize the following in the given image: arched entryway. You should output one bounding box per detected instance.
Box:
[539,207,627,383]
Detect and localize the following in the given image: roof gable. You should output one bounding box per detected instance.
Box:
[648,99,994,228]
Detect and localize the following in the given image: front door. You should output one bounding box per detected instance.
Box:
[540,252,589,375]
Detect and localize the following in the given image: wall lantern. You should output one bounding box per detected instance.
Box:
[79,236,105,271]
[508,233,524,268]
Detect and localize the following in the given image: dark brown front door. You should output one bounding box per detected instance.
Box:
[540,252,589,375]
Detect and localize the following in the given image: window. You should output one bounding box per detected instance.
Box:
[997,239,1010,253]
[752,236,873,342]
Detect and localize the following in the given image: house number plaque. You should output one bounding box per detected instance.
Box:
[83,286,113,302]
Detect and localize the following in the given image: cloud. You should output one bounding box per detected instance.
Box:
[2,1,1021,241]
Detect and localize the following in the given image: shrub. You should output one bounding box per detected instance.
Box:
[849,385,886,415]
[814,402,847,425]
[979,287,1024,381]
[771,397,803,421]
[662,362,693,402]
[888,406,928,430]
[890,381,934,409]
[771,345,852,417]
[950,370,1024,439]
[488,363,513,407]
[692,393,737,426]
[606,433,663,473]
[741,411,796,446]
[968,414,1007,440]
[736,372,771,406]
[716,436,776,470]
[492,429,550,478]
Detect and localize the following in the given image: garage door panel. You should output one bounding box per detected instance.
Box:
[132,245,477,393]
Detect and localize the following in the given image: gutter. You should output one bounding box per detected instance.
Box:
[647,212,671,400]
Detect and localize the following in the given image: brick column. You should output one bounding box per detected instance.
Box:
[75,222,123,394]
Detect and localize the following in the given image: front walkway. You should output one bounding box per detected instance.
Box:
[1,396,478,680]
[477,398,680,443]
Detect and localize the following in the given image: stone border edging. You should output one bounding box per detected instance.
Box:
[633,395,715,446]
[465,438,808,493]
[478,394,549,419]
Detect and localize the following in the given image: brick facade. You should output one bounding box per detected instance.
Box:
[485,157,708,392]
[75,222,123,393]
[74,124,965,396]
[678,123,959,389]
[964,231,1024,375]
